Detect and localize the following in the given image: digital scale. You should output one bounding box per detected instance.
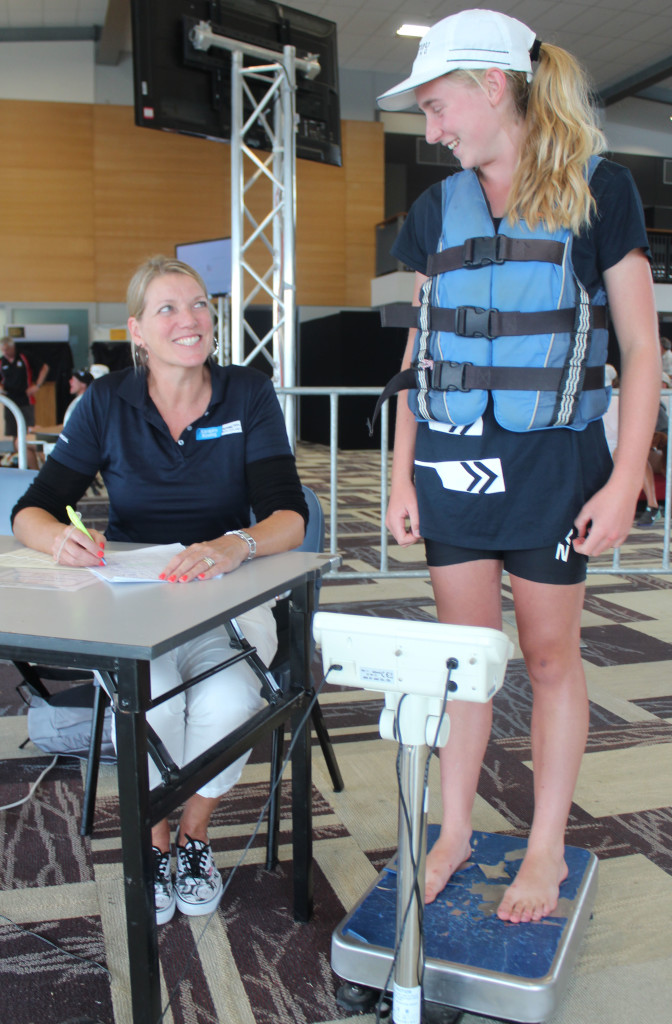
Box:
[313,613,598,1024]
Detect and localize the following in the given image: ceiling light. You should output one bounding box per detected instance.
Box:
[397,24,430,38]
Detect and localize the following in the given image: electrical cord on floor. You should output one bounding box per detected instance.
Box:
[0,753,111,978]
[0,753,59,811]
[156,664,339,1024]
[374,663,455,1024]
[0,912,111,976]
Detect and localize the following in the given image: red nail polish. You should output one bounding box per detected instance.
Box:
[197,573,206,579]
[158,573,166,580]
[168,574,177,583]
[179,575,188,582]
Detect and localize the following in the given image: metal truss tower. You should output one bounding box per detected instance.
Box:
[190,22,320,449]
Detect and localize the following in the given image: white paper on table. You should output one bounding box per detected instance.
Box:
[0,547,97,590]
[88,544,185,583]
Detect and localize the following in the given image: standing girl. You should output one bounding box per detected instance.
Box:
[377,9,660,923]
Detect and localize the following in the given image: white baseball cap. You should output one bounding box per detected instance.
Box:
[89,363,110,379]
[378,9,538,111]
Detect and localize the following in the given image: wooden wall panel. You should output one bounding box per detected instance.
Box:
[296,159,347,306]
[342,121,385,306]
[0,100,95,300]
[0,100,92,170]
[0,100,384,310]
[93,106,231,302]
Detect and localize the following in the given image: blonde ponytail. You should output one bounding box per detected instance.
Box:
[507,43,606,234]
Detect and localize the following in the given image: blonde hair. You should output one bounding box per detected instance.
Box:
[450,43,605,234]
[127,255,210,319]
[509,43,606,233]
[126,255,214,369]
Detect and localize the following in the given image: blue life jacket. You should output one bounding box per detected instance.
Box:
[380,162,610,433]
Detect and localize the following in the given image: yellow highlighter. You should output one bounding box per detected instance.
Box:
[66,505,106,565]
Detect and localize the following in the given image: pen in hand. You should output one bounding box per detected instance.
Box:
[66,505,107,565]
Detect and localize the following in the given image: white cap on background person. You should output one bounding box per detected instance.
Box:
[89,364,110,379]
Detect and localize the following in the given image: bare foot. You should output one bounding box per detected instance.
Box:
[424,831,472,904]
[496,847,568,923]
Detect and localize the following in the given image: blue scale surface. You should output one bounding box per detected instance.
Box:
[342,827,593,980]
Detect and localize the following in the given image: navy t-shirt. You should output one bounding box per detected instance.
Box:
[390,159,650,549]
[49,363,295,545]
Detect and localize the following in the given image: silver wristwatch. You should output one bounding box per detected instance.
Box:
[226,529,257,560]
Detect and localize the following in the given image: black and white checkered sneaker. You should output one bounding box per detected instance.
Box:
[175,831,223,916]
[153,846,176,925]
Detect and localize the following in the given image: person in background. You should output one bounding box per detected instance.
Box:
[378,9,660,923]
[660,336,672,377]
[0,336,49,468]
[64,364,110,425]
[602,364,619,457]
[12,256,308,926]
[635,367,669,527]
[603,365,666,527]
[36,364,112,462]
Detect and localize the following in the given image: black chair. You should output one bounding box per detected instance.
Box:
[1,468,110,835]
[13,661,114,836]
[0,467,39,528]
[265,485,343,869]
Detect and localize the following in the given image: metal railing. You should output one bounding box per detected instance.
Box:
[0,395,28,469]
[4,384,669,578]
[279,386,672,579]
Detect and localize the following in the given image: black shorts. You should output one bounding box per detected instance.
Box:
[424,532,588,585]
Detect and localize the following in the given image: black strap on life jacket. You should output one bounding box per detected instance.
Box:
[367,362,605,437]
[426,236,566,275]
[380,303,608,340]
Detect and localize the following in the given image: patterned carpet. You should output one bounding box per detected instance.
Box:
[1,443,671,1024]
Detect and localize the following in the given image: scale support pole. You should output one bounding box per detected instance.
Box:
[394,741,428,1024]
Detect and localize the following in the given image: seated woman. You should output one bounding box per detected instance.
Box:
[12,255,308,925]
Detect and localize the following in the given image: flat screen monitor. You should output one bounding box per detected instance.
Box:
[176,237,232,295]
[131,0,341,167]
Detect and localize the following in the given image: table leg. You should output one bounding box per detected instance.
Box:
[114,659,162,1024]
[291,703,313,922]
[289,577,315,922]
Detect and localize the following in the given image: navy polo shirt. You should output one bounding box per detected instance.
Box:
[51,363,293,545]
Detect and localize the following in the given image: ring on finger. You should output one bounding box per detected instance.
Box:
[201,556,216,569]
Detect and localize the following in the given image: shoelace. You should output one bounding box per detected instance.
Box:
[179,840,209,880]
[154,848,171,881]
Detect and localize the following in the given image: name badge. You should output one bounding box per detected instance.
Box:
[196,420,242,441]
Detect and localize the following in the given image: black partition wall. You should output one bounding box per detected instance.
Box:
[299,310,407,449]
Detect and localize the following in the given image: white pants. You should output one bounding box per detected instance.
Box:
[113,603,278,800]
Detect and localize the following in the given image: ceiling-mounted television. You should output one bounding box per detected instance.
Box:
[130,0,341,167]
[175,237,232,295]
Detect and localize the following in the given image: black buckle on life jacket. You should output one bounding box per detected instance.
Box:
[430,361,473,392]
[455,306,496,339]
[464,236,505,268]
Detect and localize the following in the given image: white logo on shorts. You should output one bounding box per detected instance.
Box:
[555,529,574,562]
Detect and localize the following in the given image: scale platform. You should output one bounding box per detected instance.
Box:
[332,827,598,1023]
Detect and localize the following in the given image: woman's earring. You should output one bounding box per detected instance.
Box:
[133,343,148,368]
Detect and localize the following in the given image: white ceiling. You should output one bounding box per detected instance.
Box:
[1,0,671,109]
